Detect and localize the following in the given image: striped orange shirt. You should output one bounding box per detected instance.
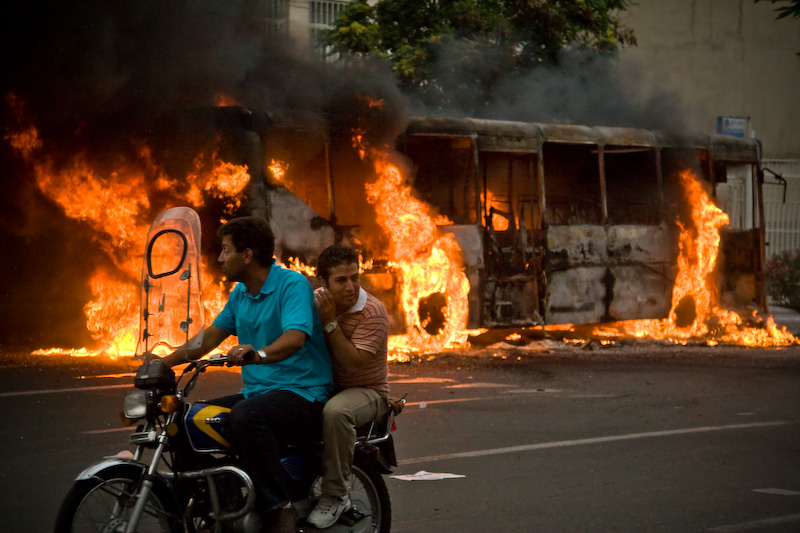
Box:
[333,290,389,393]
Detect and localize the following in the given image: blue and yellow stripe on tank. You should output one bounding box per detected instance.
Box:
[184,402,233,452]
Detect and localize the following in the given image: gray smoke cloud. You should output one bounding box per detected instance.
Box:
[415,46,696,133]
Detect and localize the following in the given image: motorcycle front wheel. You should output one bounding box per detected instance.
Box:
[54,464,181,533]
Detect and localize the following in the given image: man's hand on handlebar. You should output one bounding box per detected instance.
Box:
[225,344,259,366]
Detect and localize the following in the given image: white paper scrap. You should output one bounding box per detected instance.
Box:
[390,470,466,481]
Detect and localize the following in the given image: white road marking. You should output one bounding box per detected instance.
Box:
[752,488,800,496]
[404,389,554,408]
[505,388,565,393]
[405,396,506,408]
[0,383,131,398]
[82,426,136,435]
[388,377,456,384]
[400,420,793,465]
[706,512,800,532]
[402,388,612,408]
[445,382,515,389]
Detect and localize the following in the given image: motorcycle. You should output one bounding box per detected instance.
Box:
[54,354,402,533]
[54,207,403,532]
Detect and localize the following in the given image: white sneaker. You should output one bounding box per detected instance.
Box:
[306,494,352,529]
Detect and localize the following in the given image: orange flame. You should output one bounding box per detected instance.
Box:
[358,94,384,109]
[352,128,368,161]
[269,159,291,187]
[8,102,251,358]
[213,93,241,107]
[4,93,42,157]
[279,257,316,278]
[362,146,471,356]
[482,190,509,231]
[595,169,797,347]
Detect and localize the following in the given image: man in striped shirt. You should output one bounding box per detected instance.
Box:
[307,244,390,529]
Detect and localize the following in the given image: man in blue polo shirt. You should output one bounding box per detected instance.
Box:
[162,216,332,533]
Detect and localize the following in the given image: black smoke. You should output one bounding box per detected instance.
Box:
[0,1,408,350]
[0,2,692,351]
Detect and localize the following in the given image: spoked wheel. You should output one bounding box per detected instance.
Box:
[351,463,391,533]
[54,465,180,533]
[309,463,391,533]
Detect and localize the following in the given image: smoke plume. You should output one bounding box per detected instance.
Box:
[417,45,698,133]
[0,1,407,349]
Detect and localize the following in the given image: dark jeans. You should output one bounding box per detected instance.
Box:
[211,390,325,512]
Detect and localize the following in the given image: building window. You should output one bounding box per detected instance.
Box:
[265,0,289,41]
[309,0,350,59]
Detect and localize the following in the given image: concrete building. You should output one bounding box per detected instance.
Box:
[618,0,800,159]
[619,0,800,258]
[259,0,350,54]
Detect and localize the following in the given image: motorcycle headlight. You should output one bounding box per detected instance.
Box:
[123,390,149,420]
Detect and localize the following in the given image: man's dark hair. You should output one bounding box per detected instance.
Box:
[316,244,360,282]
[217,217,275,267]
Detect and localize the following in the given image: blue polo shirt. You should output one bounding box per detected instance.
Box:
[213,259,333,402]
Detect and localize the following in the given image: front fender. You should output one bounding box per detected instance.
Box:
[60,457,182,533]
[74,455,147,481]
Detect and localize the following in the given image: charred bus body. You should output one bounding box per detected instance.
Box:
[176,108,766,332]
[400,117,766,329]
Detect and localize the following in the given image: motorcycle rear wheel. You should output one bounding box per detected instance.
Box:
[54,464,181,533]
[348,463,392,533]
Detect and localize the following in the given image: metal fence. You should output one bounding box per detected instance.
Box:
[762,159,800,258]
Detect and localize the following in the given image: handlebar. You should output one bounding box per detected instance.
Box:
[177,354,228,396]
[198,353,228,368]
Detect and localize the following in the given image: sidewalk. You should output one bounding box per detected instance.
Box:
[769,305,800,336]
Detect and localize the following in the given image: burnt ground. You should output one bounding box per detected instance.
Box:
[2,305,798,376]
[2,301,800,380]
[2,336,799,383]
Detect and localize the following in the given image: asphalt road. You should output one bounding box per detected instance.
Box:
[1,344,799,533]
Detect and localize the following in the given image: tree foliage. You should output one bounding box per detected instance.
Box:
[322,0,637,109]
[755,0,800,21]
[755,0,800,55]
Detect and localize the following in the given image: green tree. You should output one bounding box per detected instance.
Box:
[322,0,636,110]
[756,0,800,21]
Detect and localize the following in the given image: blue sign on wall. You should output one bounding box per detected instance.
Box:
[717,116,749,138]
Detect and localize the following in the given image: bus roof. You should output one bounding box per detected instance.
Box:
[405,116,760,162]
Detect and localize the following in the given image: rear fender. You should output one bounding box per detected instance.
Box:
[376,435,397,471]
[355,437,396,475]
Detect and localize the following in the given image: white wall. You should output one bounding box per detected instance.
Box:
[619,0,800,158]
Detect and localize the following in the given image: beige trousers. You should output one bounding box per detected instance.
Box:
[321,387,389,496]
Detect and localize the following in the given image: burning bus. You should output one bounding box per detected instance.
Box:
[10,101,793,357]
[230,110,769,343]
[399,117,766,330]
